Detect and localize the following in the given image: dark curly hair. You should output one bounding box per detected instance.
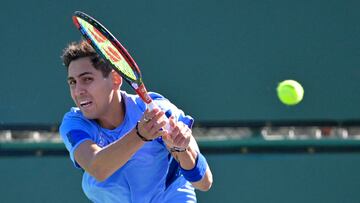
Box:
[61,40,112,77]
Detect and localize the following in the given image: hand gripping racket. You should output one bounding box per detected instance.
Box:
[72,11,170,128]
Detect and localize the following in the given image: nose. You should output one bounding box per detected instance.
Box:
[73,84,86,96]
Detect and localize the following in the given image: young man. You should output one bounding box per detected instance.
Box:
[59,40,213,203]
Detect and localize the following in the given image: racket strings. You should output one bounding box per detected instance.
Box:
[75,17,138,82]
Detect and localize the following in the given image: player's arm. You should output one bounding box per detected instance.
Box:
[163,118,213,191]
[74,109,166,181]
[174,137,213,191]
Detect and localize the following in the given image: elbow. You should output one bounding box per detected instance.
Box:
[197,177,213,192]
[204,179,213,191]
[197,184,212,192]
[87,161,112,182]
[92,168,110,182]
[194,171,213,192]
[201,168,213,191]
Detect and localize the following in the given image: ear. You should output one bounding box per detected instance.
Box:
[111,71,122,89]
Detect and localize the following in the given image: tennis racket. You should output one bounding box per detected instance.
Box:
[72,11,156,108]
[72,11,172,131]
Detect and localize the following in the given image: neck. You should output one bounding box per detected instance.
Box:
[97,91,125,130]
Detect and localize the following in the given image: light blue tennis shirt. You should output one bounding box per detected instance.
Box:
[59,91,197,203]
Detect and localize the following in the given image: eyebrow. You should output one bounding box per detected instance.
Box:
[67,72,94,81]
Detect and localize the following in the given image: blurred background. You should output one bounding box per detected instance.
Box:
[1,0,360,202]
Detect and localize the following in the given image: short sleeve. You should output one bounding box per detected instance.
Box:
[59,113,95,169]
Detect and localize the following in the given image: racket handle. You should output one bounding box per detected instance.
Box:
[146,101,157,111]
[146,101,171,131]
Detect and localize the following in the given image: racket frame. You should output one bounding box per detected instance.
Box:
[72,11,153,106]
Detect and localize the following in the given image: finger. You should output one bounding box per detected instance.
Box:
[144,108,160,121]
[179,124,186,134]
[148,120,167,137]
[154,120,167,132]
[153,110,165,122]
[147,111,165,129]
[144,109,163,126]
[142,109,150,121]
[156,129,167,137]
[161,133,169,141]
[148,108,160,116]
[162,133,173,145]
[170,125,180,140]
[169,116,176,128]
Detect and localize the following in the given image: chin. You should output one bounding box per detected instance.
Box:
[82,112,97,120]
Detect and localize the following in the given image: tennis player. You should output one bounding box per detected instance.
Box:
[59,40,213,203]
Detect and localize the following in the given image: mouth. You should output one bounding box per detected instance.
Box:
[79,100,93,108]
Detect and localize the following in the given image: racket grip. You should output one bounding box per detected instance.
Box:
[145,101,171,131]
[146,101,157,111]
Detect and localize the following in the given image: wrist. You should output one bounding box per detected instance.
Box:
[175,147,197,169]
[170,146,188,152]
[135,122,153,142]
[180,152,207,182]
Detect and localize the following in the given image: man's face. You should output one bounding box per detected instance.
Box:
[67,57,115,119]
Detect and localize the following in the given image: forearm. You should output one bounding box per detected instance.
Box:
[161,117,213,190]
[77,128,144,181]
[174,146,197,169]
[173,143,213,191]
[84,110,166,181]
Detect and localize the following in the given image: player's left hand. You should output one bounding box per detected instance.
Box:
[162,116,192,150]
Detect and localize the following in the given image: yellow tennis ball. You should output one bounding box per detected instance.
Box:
[277,80,304,105]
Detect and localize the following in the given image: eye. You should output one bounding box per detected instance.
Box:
[83,77,93,83]
[68,80,76,86]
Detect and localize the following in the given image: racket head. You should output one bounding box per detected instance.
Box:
[72,11,152,103]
